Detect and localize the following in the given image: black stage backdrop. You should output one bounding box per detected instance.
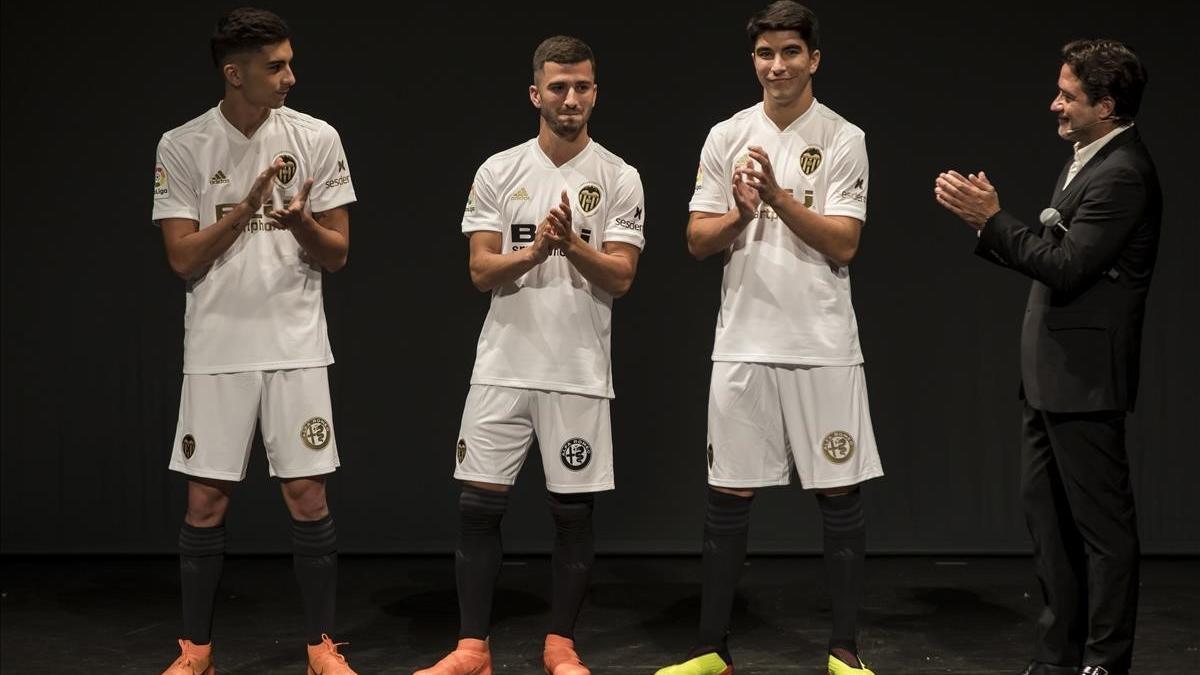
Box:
[2,1,1196,554]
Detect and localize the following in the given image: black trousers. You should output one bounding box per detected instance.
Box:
[1020,402,1139,674]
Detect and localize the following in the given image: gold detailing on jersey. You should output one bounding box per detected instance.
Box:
[577,183,602,213]
[799,146,823,175]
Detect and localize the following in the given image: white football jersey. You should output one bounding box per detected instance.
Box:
[462,139,646,398]
[152,105,356,374]
[690,100,869,366]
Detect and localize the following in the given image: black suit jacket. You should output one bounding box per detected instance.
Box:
[976,126,1162,413]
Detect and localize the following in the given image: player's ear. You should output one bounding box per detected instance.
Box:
[529,83,541,110]
[222,61,242,88]
[809,49,821,75]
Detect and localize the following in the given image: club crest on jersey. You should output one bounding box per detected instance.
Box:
[300,417,332,450]
[799,147,823,175]
[181,434,196,460]
[154,165,169,199]
[577,183,602,214]
[273,152,299,188]
[456,438,467,464]
[560,437,592,471]
[694,164,703,192]
[821,430,854,464]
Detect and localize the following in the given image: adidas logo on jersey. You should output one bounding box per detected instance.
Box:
[209,170,230,185]
[510,187,530,201]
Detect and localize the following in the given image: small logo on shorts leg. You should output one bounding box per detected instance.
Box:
[560,437,592,471]
[707,443,714,469]
[181,434,196,459]
[456,438,467,464]
[822,431,855,464]
[300,417,332,450]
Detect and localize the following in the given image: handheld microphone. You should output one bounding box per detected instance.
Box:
[1039,207,1069,235]
[1038,207,1120,281]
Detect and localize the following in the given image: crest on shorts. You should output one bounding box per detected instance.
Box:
[300,417,332,450]
[560,437,592,471]
[821,430,854,464]
[273,151,299,188]
[577,183,602,214]
[799,147,823,175]
[456,438,467,464]
[707,443,714,469]
[181,434,196,460]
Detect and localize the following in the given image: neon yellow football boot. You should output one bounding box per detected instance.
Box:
[654,652,732,675]
[828,652,875,675]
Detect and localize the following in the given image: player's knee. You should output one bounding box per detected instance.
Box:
[184,507,227,528]
[711,485,755,499]
[463,480,510,494]
[280,478,329,522]
[460,483,509,534]
[547,491,595,536]
[185,480,232,526]
[815,484,859,497]
[704,486,754,537]
[287,500,330,522]
[816,488,865,539]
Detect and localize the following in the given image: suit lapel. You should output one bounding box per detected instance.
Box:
[1052,126,1138,210]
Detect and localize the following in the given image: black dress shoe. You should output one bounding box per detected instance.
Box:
[1079,667,1111,675]
[1021,662,1080,675]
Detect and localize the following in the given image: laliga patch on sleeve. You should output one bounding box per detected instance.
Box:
[154,165,169,200]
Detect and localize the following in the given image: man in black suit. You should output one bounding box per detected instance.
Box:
[933,40,1159,675]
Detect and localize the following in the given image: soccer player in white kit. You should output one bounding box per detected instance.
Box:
[656,3,882,675]
[153,9,356,675]
[415,36,645,675]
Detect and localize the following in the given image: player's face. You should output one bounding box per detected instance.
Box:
[752,31,819,105]
[530,61,597,141]
[1051,63,1111,143]
[235,40,296,109]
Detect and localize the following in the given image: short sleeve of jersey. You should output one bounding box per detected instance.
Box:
[307,124,357,213]
[822,128,869,223]
[461,163,503,235]
[152,137,199,224]
[603,166,646,251]
[689,127,732,215]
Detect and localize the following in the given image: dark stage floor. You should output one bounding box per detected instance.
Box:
[2,556,1197,674]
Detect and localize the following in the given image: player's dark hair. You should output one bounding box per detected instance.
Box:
[747,1,819,52]
[1061,39,1147,121]
[532,36,596,79]
[211,7,291,67]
